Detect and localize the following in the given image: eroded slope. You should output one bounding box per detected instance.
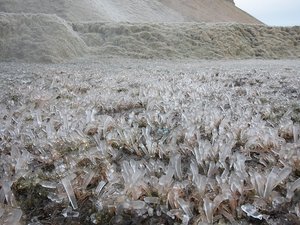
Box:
[0,13,87,63]
[0,0,261,23]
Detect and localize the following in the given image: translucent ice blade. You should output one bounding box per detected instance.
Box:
[61,177,78,209]
[0,207,4,218]
[148,207,154,217]
[249,171,265,197]
[2,182,17,207]
[0,188,5,204]
[287,177,300,200]
[195,174,208,195]
[241,204,263,220]
[172,154,183,180]
[95,181,107,195]
[36,109,42,127]
[40,181,57,189]
[190,160,198,182]
[203,197,214,223]
[130,200,146,210]
[182,214,190,225]
[82,170,95,189]
[46,122,55,140]
[264,167,291,198]
[293,125,299,142]
[144,197,160,204]
[47,192,64,203]
[177,198,193,218]
[159,165,174,186]
[5,208,22,225]
[62,206,79,218]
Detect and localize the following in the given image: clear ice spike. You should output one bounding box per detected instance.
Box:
[62,177,78,209]
[241,204,263,220]
[4,208,22,225]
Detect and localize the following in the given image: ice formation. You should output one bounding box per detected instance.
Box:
[0,60,300,224]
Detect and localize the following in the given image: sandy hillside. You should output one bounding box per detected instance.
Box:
[0,0,261,23]
[1,16,299,63]
[0,0,299,63]
[74,22,300,59]
[0,13,87,63]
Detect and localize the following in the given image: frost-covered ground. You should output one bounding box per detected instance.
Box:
[0,59,300,225]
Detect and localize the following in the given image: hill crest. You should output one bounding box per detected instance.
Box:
[0,0,262,24]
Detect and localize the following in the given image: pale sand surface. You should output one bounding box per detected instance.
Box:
[0,0,260,23]
[1,13,298,63]
[1,59,300,224]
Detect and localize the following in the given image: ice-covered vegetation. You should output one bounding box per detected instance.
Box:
[0,59,300,224]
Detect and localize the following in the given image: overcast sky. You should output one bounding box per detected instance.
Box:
[235,0,300,26]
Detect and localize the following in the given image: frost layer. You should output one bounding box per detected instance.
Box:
[0,59,300,224]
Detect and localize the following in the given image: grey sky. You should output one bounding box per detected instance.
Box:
[235,0,300,26]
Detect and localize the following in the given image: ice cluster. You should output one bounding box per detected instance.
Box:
[0,60,300,224]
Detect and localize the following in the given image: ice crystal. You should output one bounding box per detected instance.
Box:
[177,198,193,218]
[241,204,264,220]
[62,206,79,218]
[203,197,214,223]
[286,177,300,200]
[1,60,300,224]
[6,208,22,225]
[28,217,43,225]
[144,197,160,204]
[40,181,57,189]
[171,154,183,180]
[2,182,17,207]
[0,208,4,218]
[250,167,292,198]
[264,167,291,198]
[121,160,146,199]
[61,177,78,209]
[95,181,107,195]
[81,169,95,189]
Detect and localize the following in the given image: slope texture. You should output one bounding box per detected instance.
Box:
[0,13,87,63]
[74,22,300,59]
[0,0,261,24]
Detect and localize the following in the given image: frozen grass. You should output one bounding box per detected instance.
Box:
[0,59,300,224]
